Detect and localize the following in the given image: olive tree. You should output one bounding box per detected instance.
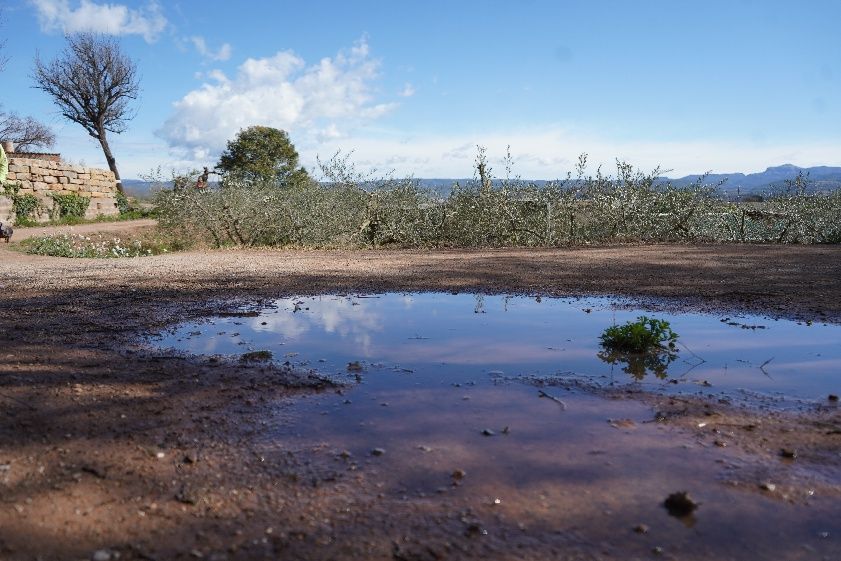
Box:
[33,33,139,193]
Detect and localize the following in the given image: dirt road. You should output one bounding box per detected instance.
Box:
[1,224,840,560]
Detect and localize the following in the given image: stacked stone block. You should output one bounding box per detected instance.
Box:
[2,157,120,222]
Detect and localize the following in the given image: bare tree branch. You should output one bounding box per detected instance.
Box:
[0,111,56,151]
[32,33,139,192]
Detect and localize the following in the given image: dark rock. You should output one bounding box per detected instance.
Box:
[663,491,698,517]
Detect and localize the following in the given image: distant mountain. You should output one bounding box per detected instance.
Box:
[120,164,841,199]
[665,164,841,195]
[121,179,157,199]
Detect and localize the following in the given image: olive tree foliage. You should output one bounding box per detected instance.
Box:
[32,33,139,192]
[0,10,55,151]
[154,147,841,249]
[216,126,310,185]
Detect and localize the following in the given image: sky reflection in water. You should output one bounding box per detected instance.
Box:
[159,293,841,400]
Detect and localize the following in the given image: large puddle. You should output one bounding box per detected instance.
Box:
[152,294,841,558]
[158,293,841,401]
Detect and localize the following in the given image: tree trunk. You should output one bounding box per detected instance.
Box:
[97,129,124,195]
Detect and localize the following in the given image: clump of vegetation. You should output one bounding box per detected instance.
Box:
[22,232,172,258]
[48,192,90,219]
[113,191,154,220]
[240,350,273,362]
[2,182,43,225]
[598,316,679,380]
[217,125,310,185]
[152,139,841,250]
[599,316,678,353]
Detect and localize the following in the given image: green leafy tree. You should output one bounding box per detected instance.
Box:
[217,126,309,186]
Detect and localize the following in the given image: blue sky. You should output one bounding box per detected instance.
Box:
[1,0,840,179]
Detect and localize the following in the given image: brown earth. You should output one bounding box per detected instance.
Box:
[1,220,840,560]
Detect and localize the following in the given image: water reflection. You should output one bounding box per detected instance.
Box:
[597,348,680,380]
[157,293,841,399]
[150,293,841,558]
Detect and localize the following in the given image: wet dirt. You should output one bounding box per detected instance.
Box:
[1,237,841,560]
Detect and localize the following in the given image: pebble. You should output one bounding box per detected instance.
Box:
[91,550,113,561]
[481,429,495,436]
[451,469,466,480]
[633,524,649,534]
[760,482,776,492]
[370,448,385,456]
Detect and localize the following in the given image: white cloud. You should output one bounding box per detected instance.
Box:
[88,124,841,180]
[30,0,168,43]
[399,83,415,97]
[304,127,841,180]
[159,37,397,162]
[190,36,232,62]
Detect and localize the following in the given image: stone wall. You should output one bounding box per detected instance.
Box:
[1,157,120,224]
[0,196,13,225]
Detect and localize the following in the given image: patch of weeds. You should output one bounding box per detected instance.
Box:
[48,192,90,219]
[22,232,174,258]
[600,316,678,353]
[2,182,44,223]
[598,316,679,380]
[240,350,273,362]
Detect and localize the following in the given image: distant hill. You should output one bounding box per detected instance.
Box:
[120,164,841,199]
[121,179,158,199]
[665,164,841,195]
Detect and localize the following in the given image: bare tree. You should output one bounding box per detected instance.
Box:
[0,113,56,151]
[32,33,139,192]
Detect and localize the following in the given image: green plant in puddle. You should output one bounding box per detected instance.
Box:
[598,316,679,380]
[600,316,678,353]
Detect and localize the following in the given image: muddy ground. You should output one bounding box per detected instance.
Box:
[1,221,840,560]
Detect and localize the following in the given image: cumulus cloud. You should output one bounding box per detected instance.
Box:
[190,36,231,62]
[159,38,397,161]
[30,0,167,43]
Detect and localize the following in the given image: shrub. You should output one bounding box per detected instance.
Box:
[115,190,131,215]
[598,316,680,380]
[152,149,841,249]
[2,182,44,224]
[49,192,90,219]
[600,316,678,353]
